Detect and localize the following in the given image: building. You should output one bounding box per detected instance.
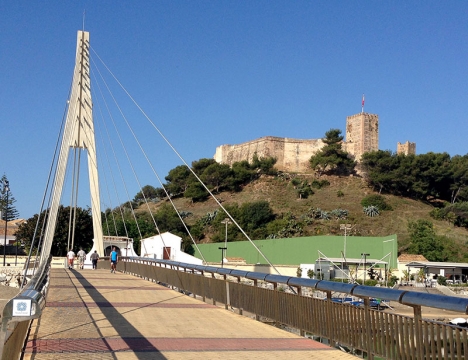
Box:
[214,136,324,173]
[194,234,398,275]
[0,219,26,246]
[140,231,203,265]
[397,141,416,155]
[343,112,379,161]
[214,111,379,172]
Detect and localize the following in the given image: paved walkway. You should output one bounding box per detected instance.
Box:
[24,268,357,359]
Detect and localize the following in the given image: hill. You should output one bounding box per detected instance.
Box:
[142,174,468,254]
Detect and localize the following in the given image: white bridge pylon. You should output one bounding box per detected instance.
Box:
[42,31,104,259]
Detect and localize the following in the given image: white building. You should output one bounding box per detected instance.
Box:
[140,232,203,265]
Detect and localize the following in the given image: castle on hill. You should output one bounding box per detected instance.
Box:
[214,111,416,173]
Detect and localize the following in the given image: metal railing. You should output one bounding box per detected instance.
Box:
[108,257,468,360]
[0,256,51,360]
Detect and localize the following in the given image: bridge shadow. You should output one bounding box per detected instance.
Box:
[73,270,167,359]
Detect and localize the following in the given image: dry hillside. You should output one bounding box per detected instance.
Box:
[141,174,468,252]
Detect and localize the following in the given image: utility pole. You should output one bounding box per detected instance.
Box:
[220,218,232,257]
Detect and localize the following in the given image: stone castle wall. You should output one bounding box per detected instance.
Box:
[397,141,416,155]
[214,112,391,173]
[214,136,324,172]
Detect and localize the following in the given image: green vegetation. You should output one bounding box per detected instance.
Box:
[16,206,93,256]
[406,219,460,261]
[309,129,356,176]
[162,154,277,202]
[430,202,468,227]
[361,194,392,211]
[0,174,19,221]
[361,151,466,203]
[363,205,379,217]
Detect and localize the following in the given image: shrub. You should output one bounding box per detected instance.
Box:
[291,178,301,186]
[437,276,447,286]
[388,276,399,287]
[337,190,344,197]
[361,194,392,211]
[311,179,330,189]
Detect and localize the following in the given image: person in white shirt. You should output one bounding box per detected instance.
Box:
[67,249,76,270]
[77,248,86,269]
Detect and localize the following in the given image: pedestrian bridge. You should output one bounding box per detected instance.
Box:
[2,258,468,360]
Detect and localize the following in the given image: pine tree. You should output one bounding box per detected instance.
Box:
[309,129,356,176]
[0,175,20,221]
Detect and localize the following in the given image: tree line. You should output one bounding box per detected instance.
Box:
[133,155,277,205]
[360,151,468,228]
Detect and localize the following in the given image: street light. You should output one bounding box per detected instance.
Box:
[362,253,370,285]
[220,218,232,257]
[340,224,353,258]
[2,180,9,267]
[218,247,227,268]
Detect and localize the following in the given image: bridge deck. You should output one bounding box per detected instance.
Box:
[24,268,356,359]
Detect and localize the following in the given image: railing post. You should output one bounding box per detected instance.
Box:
[412,305,424,360]
[363,297,374,360]
[201,271,206,302]
[297,286,305,337]
[273,282,280,328]
[211,273,216,306]
[254,279,259,321]
[224,275,230,310]
[325,291,335,346]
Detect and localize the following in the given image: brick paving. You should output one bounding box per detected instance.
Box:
[23,268,358,359]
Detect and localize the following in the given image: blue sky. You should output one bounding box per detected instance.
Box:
[1,1,468,219]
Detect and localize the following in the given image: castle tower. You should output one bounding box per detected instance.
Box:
[397,141,416,155]
[344,112,379,160]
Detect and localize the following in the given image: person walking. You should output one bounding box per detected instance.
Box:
[110,247,118,273]
[67,249,75,270]
[77,248,86,269]
[90,250,99,270]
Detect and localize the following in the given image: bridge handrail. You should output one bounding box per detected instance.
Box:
[0,255,52,360]
[122,256,468,314]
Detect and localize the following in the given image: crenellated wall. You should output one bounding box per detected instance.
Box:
[397,141,416,155]
[214,136,324,172]
[214,112,386,172]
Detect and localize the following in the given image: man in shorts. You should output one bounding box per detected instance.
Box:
[110,247,118,273]
[77,248,86,269]
[67,249,75,270]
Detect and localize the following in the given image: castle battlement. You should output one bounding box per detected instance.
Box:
[214,111,414,173]
[397,141,416,155]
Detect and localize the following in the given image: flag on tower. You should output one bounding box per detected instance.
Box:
[361,94,365,112]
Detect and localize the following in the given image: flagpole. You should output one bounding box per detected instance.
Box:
[361,94,365,113]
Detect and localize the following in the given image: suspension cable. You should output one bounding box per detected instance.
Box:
[91,47,278,273]
[93,74,143,244]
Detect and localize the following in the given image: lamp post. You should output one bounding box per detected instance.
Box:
[362,253,370,285]
[2,180,9,267]
[340,224,353,258]
[218,247,227,268]
[220,218,232,257]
